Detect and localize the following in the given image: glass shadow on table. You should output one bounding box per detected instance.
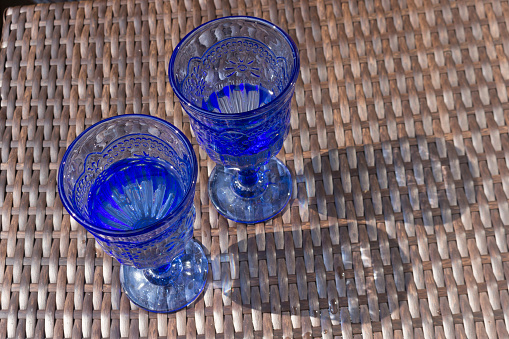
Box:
[213,136,501,339]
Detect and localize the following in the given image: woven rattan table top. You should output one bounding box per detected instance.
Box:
[1,0,509,338]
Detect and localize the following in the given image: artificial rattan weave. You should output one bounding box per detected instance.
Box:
[1,0,509,338]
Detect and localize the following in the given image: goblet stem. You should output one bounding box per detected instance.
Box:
[143,253,184,286]
[237,168,259,186]
[232,167,267,199]
[208,158,292,223]
[120,239,208,312]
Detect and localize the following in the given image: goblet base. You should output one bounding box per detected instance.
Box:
[120,239,208,313]
[209,157,292,223]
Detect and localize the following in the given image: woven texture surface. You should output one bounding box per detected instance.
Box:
[1,0,509,338]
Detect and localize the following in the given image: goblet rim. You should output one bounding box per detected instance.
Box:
[57,114,198,237]
[168,15,300,120]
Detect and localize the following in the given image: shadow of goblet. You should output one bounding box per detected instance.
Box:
[199,135,507,339]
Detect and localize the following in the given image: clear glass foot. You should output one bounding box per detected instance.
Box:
[120,239,208,313]
[208,157,292,223]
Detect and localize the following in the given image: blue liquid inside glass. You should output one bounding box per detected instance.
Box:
[88,157,184,231]
[201,83,276,113]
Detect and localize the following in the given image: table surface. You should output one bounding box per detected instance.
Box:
[1,0,509,338]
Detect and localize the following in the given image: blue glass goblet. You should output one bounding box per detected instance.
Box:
[58,114,208,313]
[169,16,300,223]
